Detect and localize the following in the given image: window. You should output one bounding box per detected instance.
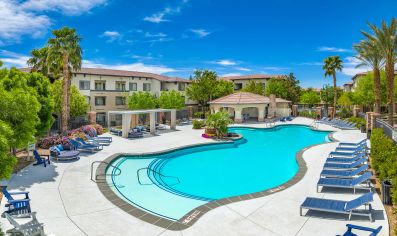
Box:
[178,83,186,91]
[79,80,90,90]
[116,81,126,91]
[160,82,166,91]
[95,96,106,106]
[115,96,126,106]
[143,83,151,91]
[129,82,137,91]
[96,113,106,126]
[234,83,243,90]
[95,81,106,90]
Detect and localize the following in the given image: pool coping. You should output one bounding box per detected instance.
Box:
[95,125,339,231]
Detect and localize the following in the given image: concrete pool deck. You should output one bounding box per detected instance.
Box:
[0,117,389,236]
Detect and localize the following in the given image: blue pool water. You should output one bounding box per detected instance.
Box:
[107,125,330,220]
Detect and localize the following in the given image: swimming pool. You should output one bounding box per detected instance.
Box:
[106,125,331,221]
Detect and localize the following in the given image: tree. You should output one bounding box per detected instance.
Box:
[128,92,158,110]
[354,36,384,113]
[264,74,301,103]
[283,73,301,103]
[364,19,397,125]
[27,47,61,82]
[185,70,218,110]
[323,56,343,110]
[242,80,265,95]
[265,79,287,98]
[214,80,234,98]
[159,90,185,109]
[205,111,233,138]
[47,27,82,132]
[337,92,353,107]
[52,80,89,117]
[0,120,17,180]
[320,85,342,107]
[300,90,320,107]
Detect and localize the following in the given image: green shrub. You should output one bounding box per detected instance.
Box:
[336,108,352,118]
[193,112,204,119]
[192,119,205,129]
[299,110,317,119]
[347,117,366,128]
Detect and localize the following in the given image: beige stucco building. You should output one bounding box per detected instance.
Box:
[209,92,291,123]
[220,74,285,90]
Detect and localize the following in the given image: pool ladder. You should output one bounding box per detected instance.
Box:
[137,167,180,186]
[310,121,319,130]
[90,161,122,183]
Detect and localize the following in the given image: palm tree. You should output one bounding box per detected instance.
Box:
[27,47,61,82]
[47,27,82,132]
[354,38,385,114]
[322,56,343,115]
[363,19,397,125]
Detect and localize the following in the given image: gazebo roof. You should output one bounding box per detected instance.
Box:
[209,92,290,105]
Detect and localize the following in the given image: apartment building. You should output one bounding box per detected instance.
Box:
[349,70,397,92]
[220,74,285,90]
[70,68,192,124]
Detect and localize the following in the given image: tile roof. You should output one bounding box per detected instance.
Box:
[219,74,285,81]
[209,92,290,104]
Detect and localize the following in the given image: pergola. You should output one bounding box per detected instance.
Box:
[107,109,177,137]
[209,92,291,123]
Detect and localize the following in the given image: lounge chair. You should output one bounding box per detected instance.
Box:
[128,129,144,138]
[335,145,366,153]
[339,224,382,236]
[84,134,111,145]
[300,192,374,221]
[329,149,365,157]
[320,164,369,178]
[325,153,366,163]
[110,128,122,136]
[50,145,80,161]
[76,137,103,150]
[5,212,45,236]
[68,139,100,153]
[1,187,31,217]
[317,171,372,193]
[323,157,367,170]
[339,139,367,147]
[89,129,112,142]
[32,150,50,167]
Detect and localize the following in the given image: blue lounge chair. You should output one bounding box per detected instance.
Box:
[89,129,112,142]
[325,153,366,163]
[128,129,144,138]
[320,164,369,178]
[76,137,103,150]
[339,139,367,147]
[68,139,101,153]
[110,128,122,136]
[50,145,80,161]
[317,171,372,193]
[1,187,31,217]
[32,150,50,167]
[329,149,365,157]
[300,192,374,221]
[84,134,111,145]
[323,157,367,170]
[335,145,366,153]
[339,224,382,236]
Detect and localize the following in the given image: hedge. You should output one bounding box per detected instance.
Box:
[370,128,397,204]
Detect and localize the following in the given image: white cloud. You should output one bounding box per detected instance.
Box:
[297,62,323,66]
[100,31,122,42]
[21,0,107,15]
[317,46,351,53]
[263,66,289,71]
[236,67,251,71]
[214,59,237,66]
[190,29,211,38]
[0,0,51,43]
[83,60,176,74]
[220,73,241,77]
[342,56,370,76]
[143,6,181,23]
[144,32,167,38]
[0,50,29,67]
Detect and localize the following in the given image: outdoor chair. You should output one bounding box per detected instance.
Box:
[320,164,368,178]
[325,152,366,163]
[323,157,367,170]
[32,150,50,167]
[339,139,367,147]
[1,187,31,217]
[300,192,374,221]
[317,171,372,193]
[89,129,113,142]
[50,145,80,161]
[68,139,101,153]
[339,224,382,236]
[5,212,44,236]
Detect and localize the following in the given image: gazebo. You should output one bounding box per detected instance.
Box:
[107,109,177,137]
[209,92,291,123]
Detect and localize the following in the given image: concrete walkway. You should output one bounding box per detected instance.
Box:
[0,117,389,236]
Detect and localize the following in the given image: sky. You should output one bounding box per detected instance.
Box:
[0,0,396,88]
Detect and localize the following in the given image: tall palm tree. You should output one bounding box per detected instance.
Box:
[363,19,397,125]
[27,47,61,82]
[354,38,385,114]
[47,27,82,132]
[322,56,343,115]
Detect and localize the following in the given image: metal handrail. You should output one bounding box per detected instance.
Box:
[136,167,180,186]
[90,161,122,182]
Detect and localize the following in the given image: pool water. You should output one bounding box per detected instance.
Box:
[107,125,330,220]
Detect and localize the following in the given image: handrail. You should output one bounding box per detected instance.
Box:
[136,167,180,186]
[90,161,122,182]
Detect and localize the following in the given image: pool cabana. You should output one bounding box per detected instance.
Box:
[107,109,177,138]
[209,92,291,123]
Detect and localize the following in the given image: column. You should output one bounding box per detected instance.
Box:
[291,105,298,117]
[268,94,276,117]
[366,112,373,132]
[258,107,265,122]
[353,106,360,117]
[150,112,156,135]
[328,107,335,118]
[370,113,381,131]
[121,114,132,138]
[234,108,242,123]
[170,110,176,130]
[88,111,97,125]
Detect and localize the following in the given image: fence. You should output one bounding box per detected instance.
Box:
[357,112,366,119]
[50,115,89,134]
[374,118,397,142]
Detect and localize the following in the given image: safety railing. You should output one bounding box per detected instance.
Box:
[137,167,180,186]
[90,161,122,182]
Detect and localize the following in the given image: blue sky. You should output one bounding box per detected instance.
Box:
[0,0,396,87]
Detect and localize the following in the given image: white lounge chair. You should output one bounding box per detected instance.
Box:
[5,212,45,236]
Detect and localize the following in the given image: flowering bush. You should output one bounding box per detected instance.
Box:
[37,135,69,149]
